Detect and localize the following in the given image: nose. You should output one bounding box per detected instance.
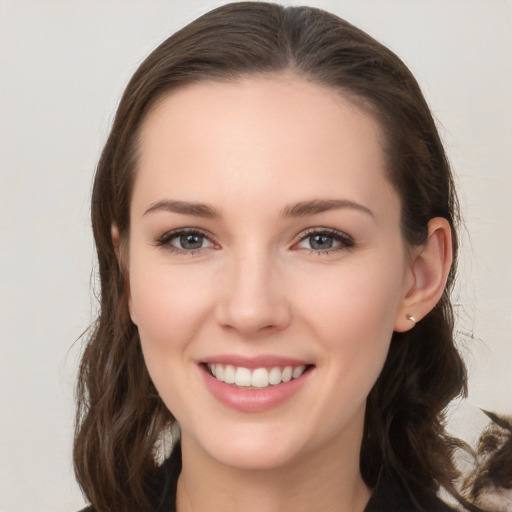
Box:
[215,248,291,337]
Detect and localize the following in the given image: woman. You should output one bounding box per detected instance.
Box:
[74,2,483,511]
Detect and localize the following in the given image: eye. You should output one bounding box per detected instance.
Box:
[156,229,216,253]
[294,229,354,253]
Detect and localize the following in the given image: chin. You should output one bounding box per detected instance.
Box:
[189,424,310,472]
[211,443,301,471]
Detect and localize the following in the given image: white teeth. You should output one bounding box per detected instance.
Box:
[292,365,306,378]
[251,368,269,388]
[224,364,236,384]
[207,363,308,388]
[268,367,282,385]
[235,367,252,386]
[281,366,293,382]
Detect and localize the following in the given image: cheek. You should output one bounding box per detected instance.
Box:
[128,254,216,357]
[127,257,217,415]
[297,257,405,339]
[295,256,405,384]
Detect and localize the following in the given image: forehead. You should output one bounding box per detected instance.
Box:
[133,75,397,222]
[140,75,384,157]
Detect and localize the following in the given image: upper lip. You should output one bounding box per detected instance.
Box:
[200,354,312,369]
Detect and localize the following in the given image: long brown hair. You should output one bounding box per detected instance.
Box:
[74,3,468,510]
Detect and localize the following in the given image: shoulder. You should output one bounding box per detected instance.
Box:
[364,467,458,512]
[76,447,181,512]
[149,446,181,511]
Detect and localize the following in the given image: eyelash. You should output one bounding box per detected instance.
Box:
[155,229,217,255]
[155,227,355,255]
[294,228,355,254]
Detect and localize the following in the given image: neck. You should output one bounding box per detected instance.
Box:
[176,432,371,512]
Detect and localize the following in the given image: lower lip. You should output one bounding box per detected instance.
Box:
[201,366,312,413]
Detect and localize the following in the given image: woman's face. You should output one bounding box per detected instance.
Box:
[126,76,415,470]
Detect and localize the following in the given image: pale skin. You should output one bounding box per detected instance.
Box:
[113,75,452,512]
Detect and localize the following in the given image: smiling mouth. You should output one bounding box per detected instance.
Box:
[205,363,312,389]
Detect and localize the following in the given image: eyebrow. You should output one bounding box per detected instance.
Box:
[143,200,221,219]
[143,198,374,219]
[281,199,374,219]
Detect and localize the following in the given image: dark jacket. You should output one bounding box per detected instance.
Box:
[79,447,457,512]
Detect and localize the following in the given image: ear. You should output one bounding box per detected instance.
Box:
[111,224,121,261]
[394,218,453,332]
[111,224,138,325]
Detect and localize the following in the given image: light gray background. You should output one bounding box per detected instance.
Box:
[1,0,511,510]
